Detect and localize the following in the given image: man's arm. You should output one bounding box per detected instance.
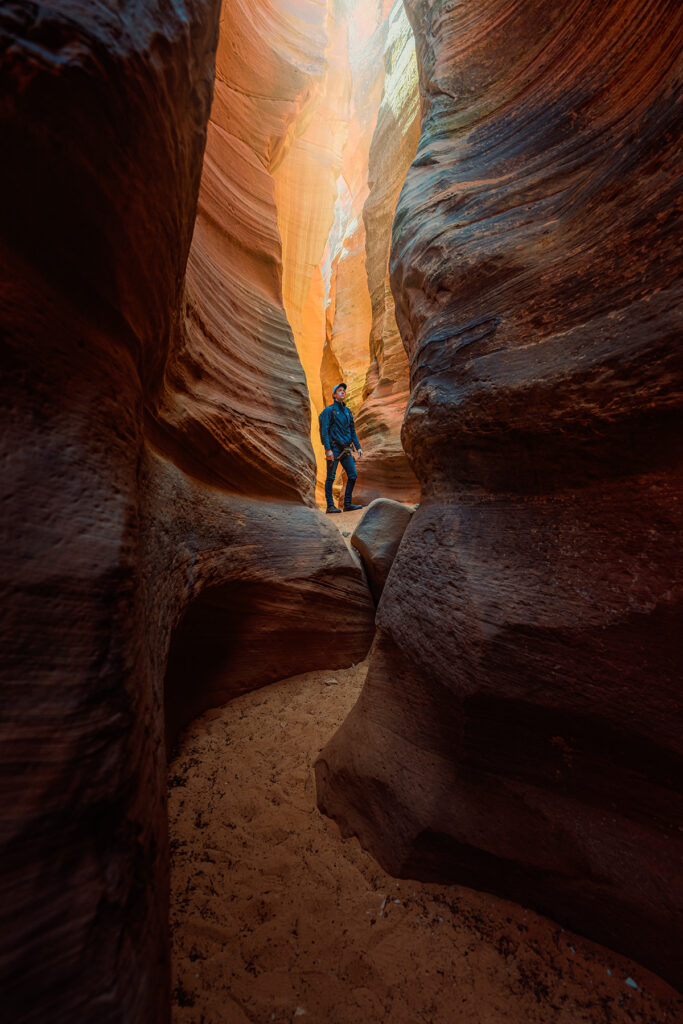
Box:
[320,406,332,453]
[350,410,362,454]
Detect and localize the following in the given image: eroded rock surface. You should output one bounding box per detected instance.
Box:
[0,4,221,1020]
[154,452,374,748]
[354,0,421,505]
[317,0,683,989]
[319,0,421,506]
[149,0,334,504]
[0,3,374,1022]
[351,498,413,602]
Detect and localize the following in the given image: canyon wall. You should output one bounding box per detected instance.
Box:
[0,4,221,1019]
[217,0,420,507]
[0,2,374,1021]
[318,0,683,989]
[161,0,421,510]
[355,0,421,504]
[150,0,333,503]
[319,0,421,505]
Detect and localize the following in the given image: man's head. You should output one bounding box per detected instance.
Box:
[333,383,347,401]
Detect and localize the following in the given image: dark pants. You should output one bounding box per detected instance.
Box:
[325,448,357,509]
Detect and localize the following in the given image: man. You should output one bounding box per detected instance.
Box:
[319,382,363,513]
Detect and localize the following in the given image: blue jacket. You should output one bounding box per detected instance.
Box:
[319,399,361,451]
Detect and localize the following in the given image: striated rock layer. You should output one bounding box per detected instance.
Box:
[317,0,683,989]
[157,453,374,749]
[320,0,421,506]
[0,3,374,1022]
[355,0,421,505]
[0,4,221,1020]
[149,0,334,504]
[166,0,420,510]
[273,0,353,496]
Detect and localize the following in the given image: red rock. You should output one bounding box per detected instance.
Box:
[150,0,335,504]
[317,0,683,989]
[158,458,375,747]
[0,4,374,1022]
[354,0,421,506]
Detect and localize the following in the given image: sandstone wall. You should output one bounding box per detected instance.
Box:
[320,0,421,505]
[0,2,374,1021]
[355,0,421,504]
[317,0,683,988]
[0,4,221,1019]
[272,0,353,497]
[149,0,338,504]
[165,0,421,511]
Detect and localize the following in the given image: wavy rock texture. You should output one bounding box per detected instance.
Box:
[0,4,221,1020]
[165,0,419,509]
[272,0,353,497]
[317,0,683,989]
[149,0,336,504]
[355,0,421,504]
[212,0,419,507]
[157,453,375,748]
[320,0,421,505]
[0,2,374,1022]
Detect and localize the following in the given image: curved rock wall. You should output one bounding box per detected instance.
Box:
[273,0,353,499]
[355,0,421,504]
[0,5,220,1020]
[320,0,421,505]
[168,0,420,509]
[149,0,337,504]
[0,2,375,1021]
[154,450,374,749]
[317,0,683,988]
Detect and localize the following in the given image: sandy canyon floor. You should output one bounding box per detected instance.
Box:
[169,642,681,1023]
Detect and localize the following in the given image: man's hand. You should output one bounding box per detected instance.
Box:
[325,449,334,461]
[355,448,363,459]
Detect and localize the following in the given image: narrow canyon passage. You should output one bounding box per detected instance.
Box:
[2,0,681,1020]
[168,654,680,1024]
[175,0,421,509]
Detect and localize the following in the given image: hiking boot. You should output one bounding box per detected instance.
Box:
[343,503,363,511]
[325,506,342,514]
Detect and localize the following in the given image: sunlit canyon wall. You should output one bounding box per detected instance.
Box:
[165,0,420,507]
[318,0,683,990]
[0,2,377,1021]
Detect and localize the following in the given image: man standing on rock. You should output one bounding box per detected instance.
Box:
[319,383,363,514]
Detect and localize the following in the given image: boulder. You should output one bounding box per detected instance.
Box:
[351,499,414,602]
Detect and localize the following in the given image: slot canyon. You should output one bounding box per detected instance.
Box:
[0,0,681,1022]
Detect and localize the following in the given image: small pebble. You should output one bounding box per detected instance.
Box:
[325,679,338,686]
[342,530,350,536]
[625,977,640,991]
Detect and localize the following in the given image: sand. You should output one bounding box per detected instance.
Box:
[168,657,681,1024]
